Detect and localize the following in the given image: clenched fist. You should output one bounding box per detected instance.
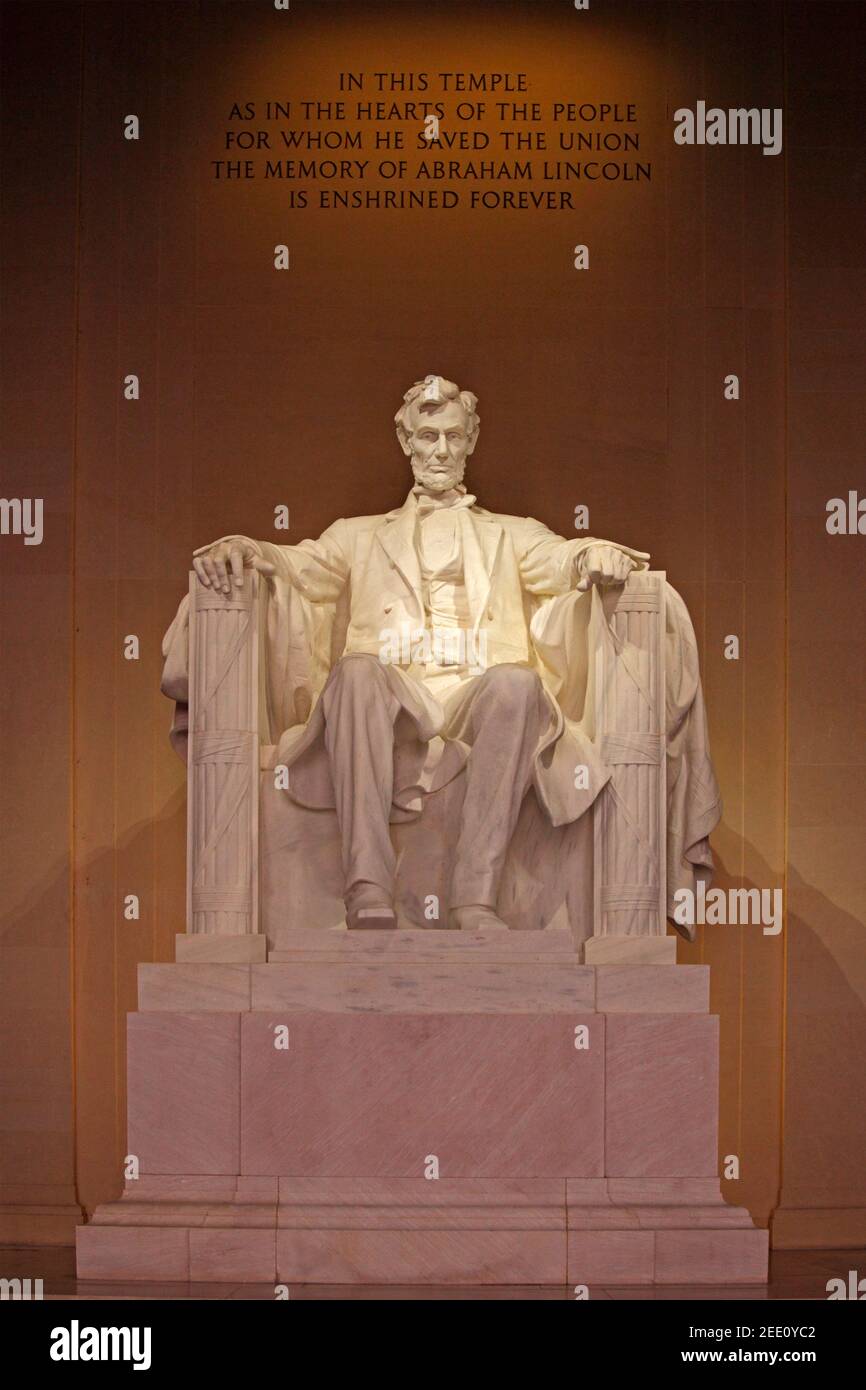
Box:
[192,537,276,595]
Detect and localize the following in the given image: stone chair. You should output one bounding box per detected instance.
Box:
[175,568,673,962]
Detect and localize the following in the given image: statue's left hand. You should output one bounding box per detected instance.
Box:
[575,544,645,592]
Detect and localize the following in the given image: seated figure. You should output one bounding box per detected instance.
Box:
[163,374,721,940]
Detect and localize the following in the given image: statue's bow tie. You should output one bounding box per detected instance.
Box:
[413,490,477,518]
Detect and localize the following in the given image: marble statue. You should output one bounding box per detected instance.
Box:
[174,375,721,936]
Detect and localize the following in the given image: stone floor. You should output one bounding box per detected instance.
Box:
[1,1244,861,1300]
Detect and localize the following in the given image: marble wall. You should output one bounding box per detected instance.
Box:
[0,0,860,1249]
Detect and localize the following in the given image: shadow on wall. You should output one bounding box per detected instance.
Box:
[0,784,185,1216]
[775,865,866,1219]
[681,837,866,1233]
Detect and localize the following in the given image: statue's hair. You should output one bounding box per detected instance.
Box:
[394,375,480,449]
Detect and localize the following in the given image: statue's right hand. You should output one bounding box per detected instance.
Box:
[192,538,276,594]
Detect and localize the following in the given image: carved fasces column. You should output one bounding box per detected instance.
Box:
[586,571,671,964]
[180,570,265,962]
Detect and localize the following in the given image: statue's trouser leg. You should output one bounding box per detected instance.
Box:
[449,664,552,909]
[320,653,401,912]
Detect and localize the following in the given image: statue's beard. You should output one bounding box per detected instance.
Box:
[410,454,467,494]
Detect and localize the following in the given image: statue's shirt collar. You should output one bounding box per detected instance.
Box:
[411,483,477,517]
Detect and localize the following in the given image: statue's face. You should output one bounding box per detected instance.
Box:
[408,400,474,493]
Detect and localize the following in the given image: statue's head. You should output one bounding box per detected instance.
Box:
[395,375,480,493]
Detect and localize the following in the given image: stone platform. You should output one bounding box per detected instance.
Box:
[76,929,768,1286]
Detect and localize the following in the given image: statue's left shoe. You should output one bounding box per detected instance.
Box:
[449,905,510,932]
[347,905,398,930]
[345,884,398,931]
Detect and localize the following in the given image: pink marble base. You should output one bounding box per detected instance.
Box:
[241,1012,604,1177]
[77,1176,767,1285]
[77,941,767,1285]
[124,1007,717,1181]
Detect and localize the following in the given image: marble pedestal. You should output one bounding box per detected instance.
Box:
[77,930,768,1286]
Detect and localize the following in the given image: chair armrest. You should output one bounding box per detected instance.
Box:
[589,570,669,960]
[185,569,261,939]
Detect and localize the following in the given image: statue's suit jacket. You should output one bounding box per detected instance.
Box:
[245,491,647,670]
